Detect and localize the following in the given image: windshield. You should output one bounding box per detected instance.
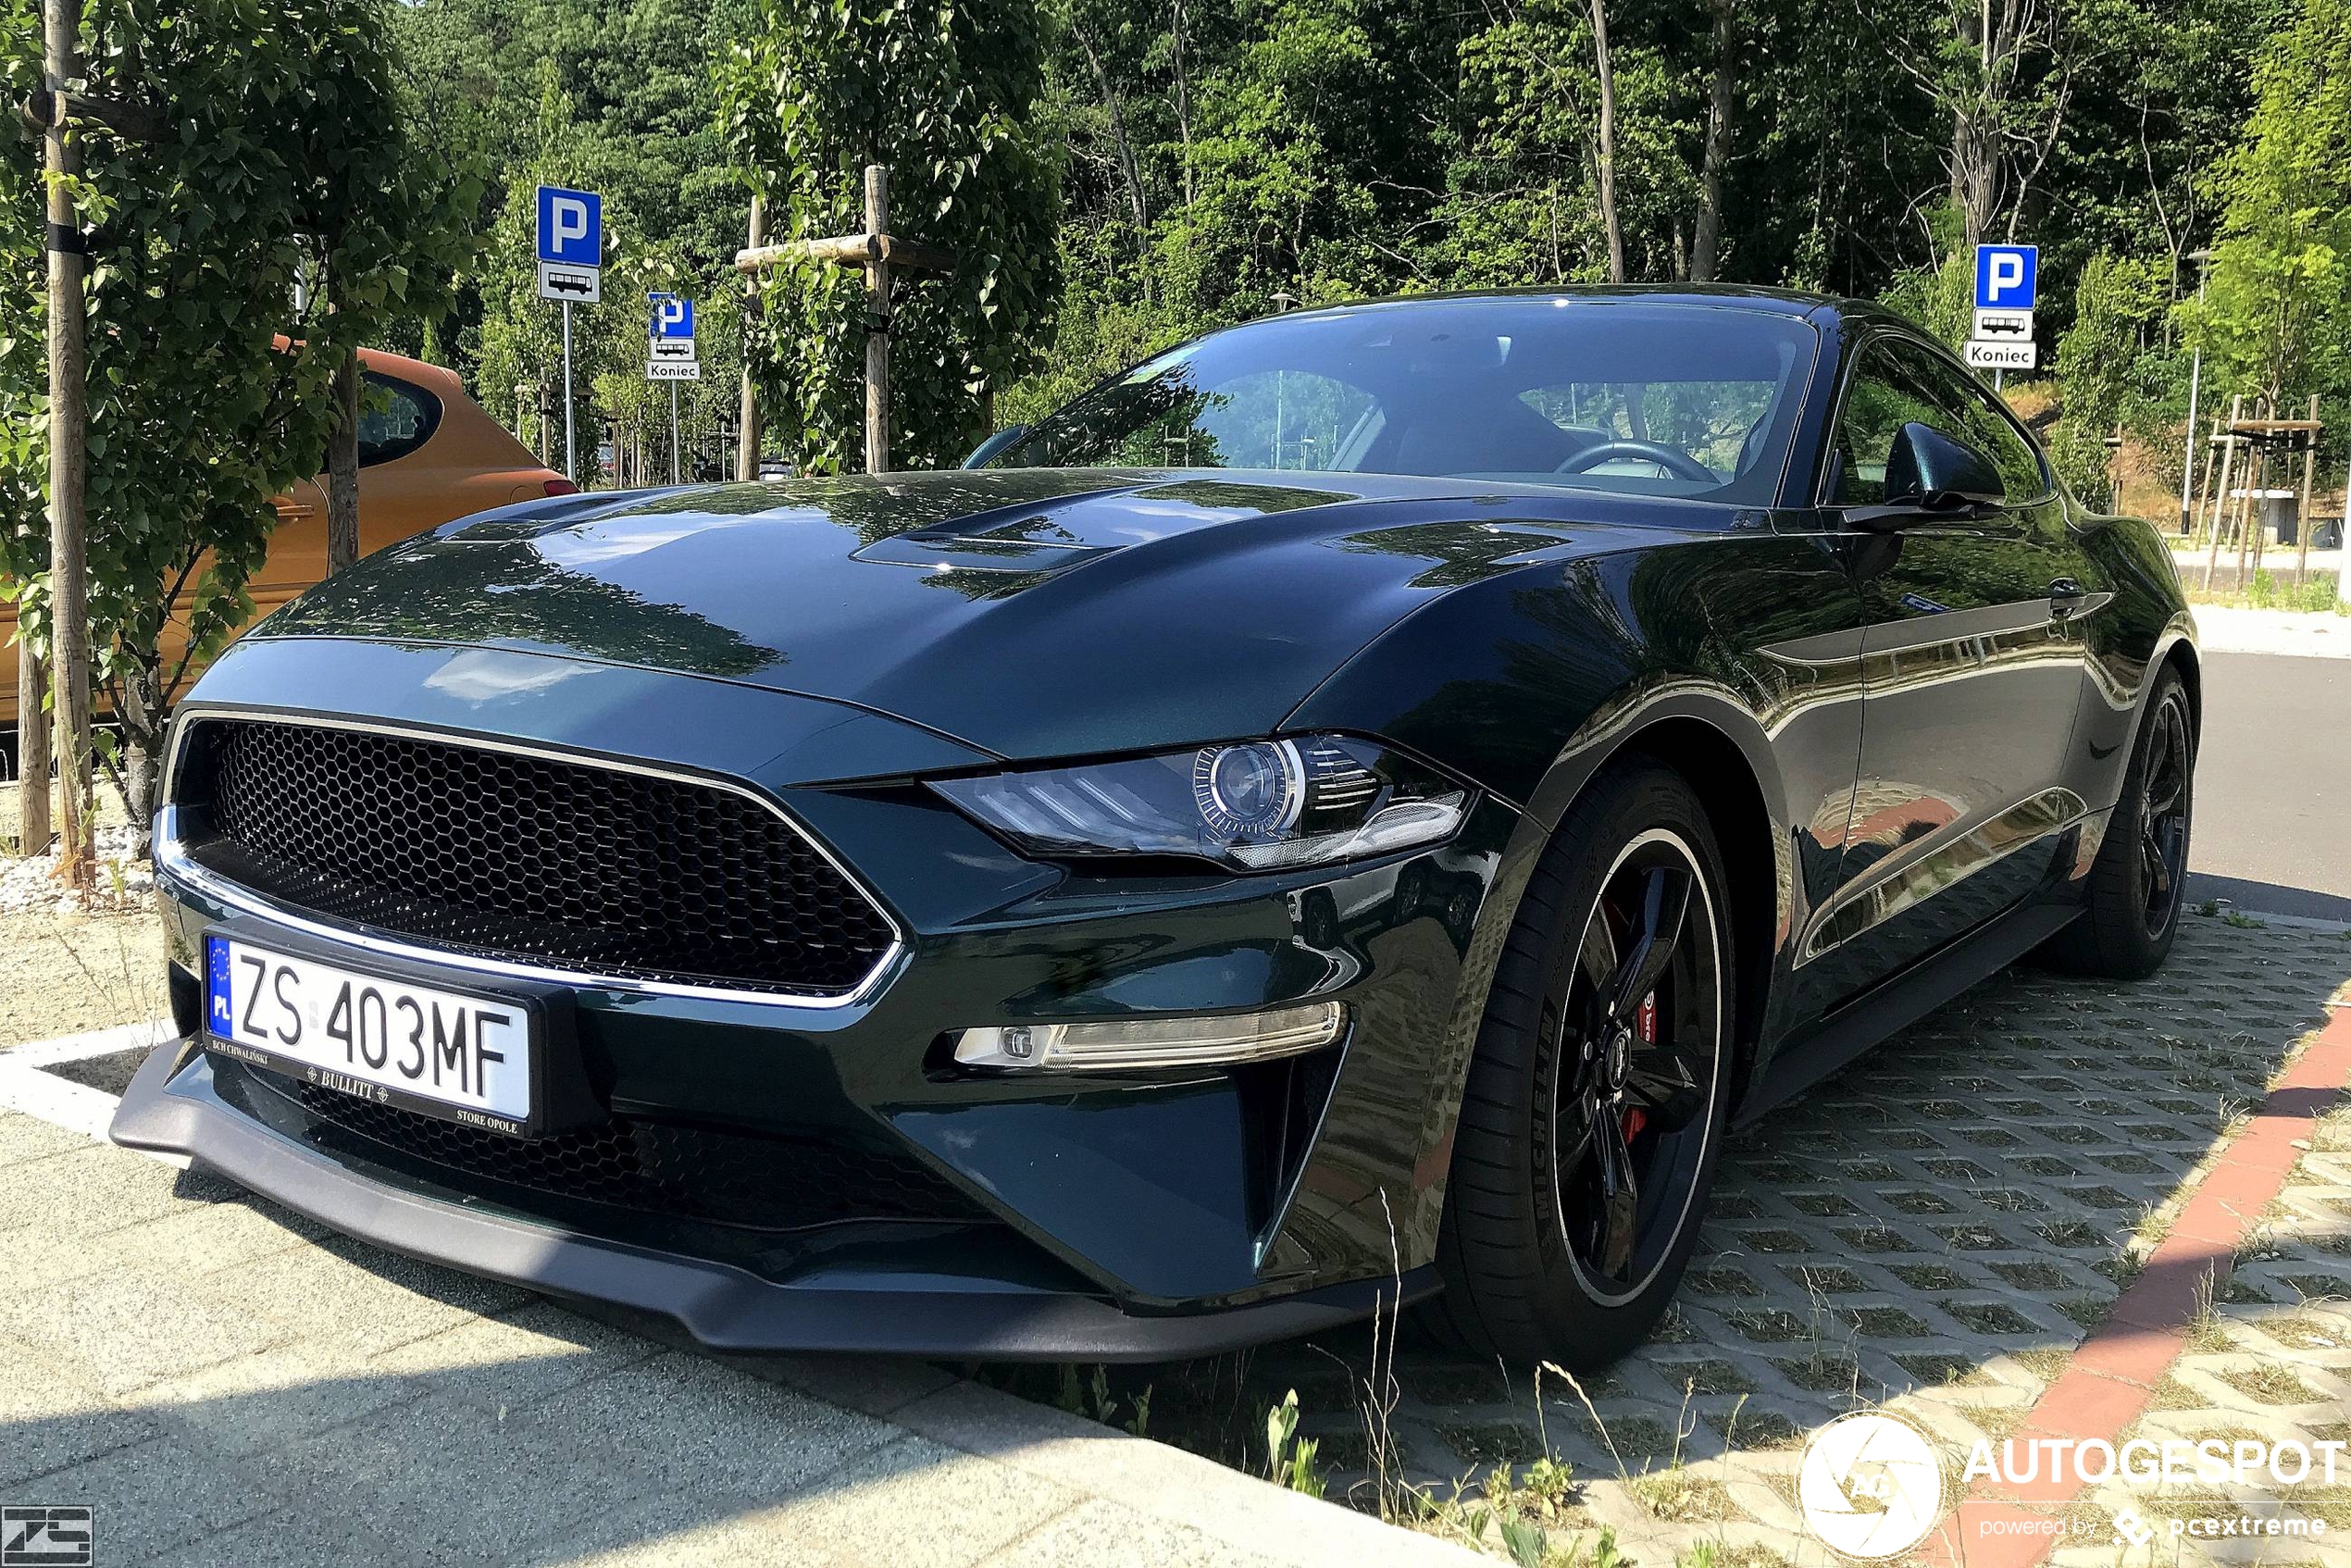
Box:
[989,297,1818,504]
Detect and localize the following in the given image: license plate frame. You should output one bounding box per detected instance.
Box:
[203,928,554,1138]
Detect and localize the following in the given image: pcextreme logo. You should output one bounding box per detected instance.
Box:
[1796,1412,1948,1560]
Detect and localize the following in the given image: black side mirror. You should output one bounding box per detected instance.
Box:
[1884,421,2003,511]
[962,425,1029,469]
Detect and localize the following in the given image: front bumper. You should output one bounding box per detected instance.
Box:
[113,1045,1435,1358]
[126,639,1521,1355]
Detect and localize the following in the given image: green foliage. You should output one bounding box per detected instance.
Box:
[1,0,469,819]
[717,0,1062,471]
[0,0,42,630]
[2190,0,2351,414]
[2052,253,2181,503]
[394,0,762,480]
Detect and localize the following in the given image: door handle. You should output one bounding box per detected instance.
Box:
[2048,578,2085,616]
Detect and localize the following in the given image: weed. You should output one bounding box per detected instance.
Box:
[1263,1388,1326,1500]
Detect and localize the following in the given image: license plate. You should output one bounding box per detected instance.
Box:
[205,934,534,1132]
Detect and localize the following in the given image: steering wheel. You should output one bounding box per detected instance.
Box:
[1554,439,1719,485]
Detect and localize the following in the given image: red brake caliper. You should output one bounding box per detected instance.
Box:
[1623,992,1657,1141]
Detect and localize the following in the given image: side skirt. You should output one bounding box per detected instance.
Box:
[1734,902,2080,1128]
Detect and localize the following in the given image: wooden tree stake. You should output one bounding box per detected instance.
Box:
[863,164,889,473]
[2294,393,2320,589]
[44,0,93,893]
[732,163,953,476]
[736,193,763,481]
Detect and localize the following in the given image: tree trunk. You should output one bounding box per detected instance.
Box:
[1076,26,1150,242]
[1588,0,1625,283]
[44,0,93,894]
[326,348,361,573]
[1171,0,1195,207]
[1689,0,1736,282]
[15,636,48,854]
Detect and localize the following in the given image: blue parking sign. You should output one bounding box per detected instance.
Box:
[537,185,602,268]
[1974,244,2037,309]
[650,295,694,340]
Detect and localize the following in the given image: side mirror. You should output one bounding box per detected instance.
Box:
[962,425,1029,469]
[1884,421,2003,511]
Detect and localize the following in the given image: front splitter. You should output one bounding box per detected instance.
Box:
[109,1044,1434,1361]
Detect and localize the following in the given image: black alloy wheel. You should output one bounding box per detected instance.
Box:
[1544,829,1723,1306]
[1432,759,1732,1366]
[2135,691,2192,938]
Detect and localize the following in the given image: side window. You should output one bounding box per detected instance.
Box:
[358,373,442,468]
[1892,345,2047,502]
[1829,338,2046,504]
[1828,344,1943,504]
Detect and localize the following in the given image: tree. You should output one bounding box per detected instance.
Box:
[2051,251,2176,501]
[2190,0,2351,419]
[717,0,1062,471]
[0,1,460,833]
[287,4,480,574]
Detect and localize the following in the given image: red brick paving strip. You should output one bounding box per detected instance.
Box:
[1913,1001,2351,1568]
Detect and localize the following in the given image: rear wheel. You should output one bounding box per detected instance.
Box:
[2036,666,2194,979]
[1431,759,1731,1367]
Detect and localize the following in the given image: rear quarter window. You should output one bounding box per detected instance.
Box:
[359,372,443,467]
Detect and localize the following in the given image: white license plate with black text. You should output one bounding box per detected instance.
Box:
[205,934,533,1129]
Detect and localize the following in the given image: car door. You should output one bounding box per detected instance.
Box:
[1802,331,2096,995]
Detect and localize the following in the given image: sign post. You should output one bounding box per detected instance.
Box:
[537,185,604,481]
[1968,244,2039,387]
[647,293,697,483]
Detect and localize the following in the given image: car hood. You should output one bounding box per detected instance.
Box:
[255,468,1673,762]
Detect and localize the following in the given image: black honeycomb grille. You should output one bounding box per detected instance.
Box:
[234,1064,982,1232]
[187,719,894,997]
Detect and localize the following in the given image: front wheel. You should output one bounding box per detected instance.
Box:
[1430,759,1732,1367]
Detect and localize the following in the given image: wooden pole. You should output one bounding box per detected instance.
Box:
[15,635,48,855]
[516,382,531,447]
[863,164,890,474]
[2294,393,2320,590]
[2233,398,2266,591]
[44,0,91,892]
[736,193,763,482]
[2190,413,2220,546]
[2202,394,2241,592]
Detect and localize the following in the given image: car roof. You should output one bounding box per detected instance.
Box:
[1263,284,1862,325]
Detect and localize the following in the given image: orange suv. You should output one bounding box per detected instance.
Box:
[3,348,571,726]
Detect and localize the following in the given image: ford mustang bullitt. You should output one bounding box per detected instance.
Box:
[115,289,2197,1364]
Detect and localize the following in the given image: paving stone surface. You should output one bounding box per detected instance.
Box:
[1229,915,2351,1566]
[0,1114,1476,1567]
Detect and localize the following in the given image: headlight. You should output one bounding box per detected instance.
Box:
[929,735,1466,870]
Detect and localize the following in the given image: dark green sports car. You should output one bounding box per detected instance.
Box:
[116,289,2197,1363]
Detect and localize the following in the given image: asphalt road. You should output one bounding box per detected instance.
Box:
[2187,650,2351,920]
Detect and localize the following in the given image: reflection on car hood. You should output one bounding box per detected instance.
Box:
[255,468,1673,761]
